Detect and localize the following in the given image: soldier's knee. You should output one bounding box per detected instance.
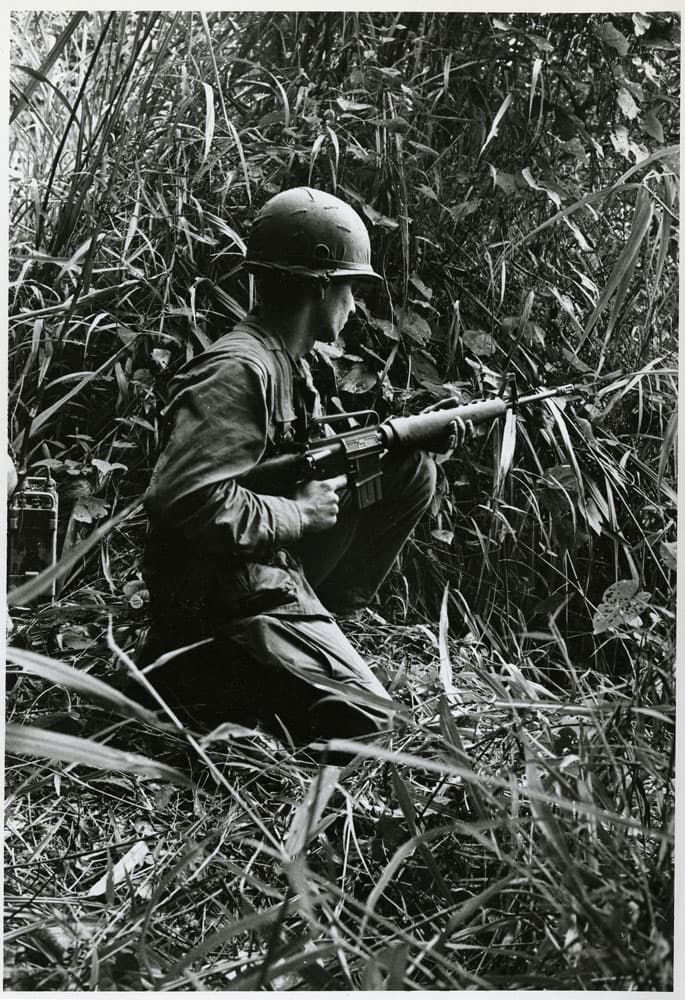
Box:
[400,449,437,507]
[416,449,437,501]
[386,447,434,490]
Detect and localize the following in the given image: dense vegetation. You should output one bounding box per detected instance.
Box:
[6,11,677,990]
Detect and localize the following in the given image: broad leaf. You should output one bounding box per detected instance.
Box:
[369,317,399,341]
[73,496,109,523]
[660,540,677,571]
[490,165,519,195]
[368,115,410,133]
[593,580,651,633]
[400,310,432,345]
[411,351,442,391]
[91,458,127,478]
[361,204,399,229]
[642,111,664,142]
[617,87,639,120]
[339,362,377,394]
[522,167,561,208]
[495,409,517,495]
[632,12,652,35]
[409,275,433,300]
[438,585,456,699]
[462,329,496,357]
[597,21,630,55]
[335,97,374,112]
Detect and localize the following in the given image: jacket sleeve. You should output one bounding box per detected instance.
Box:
[144,354,303,556]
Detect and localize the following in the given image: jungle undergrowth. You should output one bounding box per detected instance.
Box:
[4,587,674,991]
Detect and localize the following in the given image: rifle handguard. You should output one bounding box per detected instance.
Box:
[240,397,509,506]
[381,397,508,450]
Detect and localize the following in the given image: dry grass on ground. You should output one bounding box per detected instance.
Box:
[4,603,674,991]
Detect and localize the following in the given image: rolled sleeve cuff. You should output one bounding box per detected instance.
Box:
[272,495,304,544]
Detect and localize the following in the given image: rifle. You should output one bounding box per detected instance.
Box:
[240,383,581,510]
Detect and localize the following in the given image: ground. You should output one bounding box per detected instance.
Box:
[4,599,674,991]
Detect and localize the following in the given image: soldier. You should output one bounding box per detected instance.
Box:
[141,187,449,752]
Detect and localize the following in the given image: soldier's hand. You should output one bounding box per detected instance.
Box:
[421,397,474,454]
[295,475,347,533]
[445,415,475,451]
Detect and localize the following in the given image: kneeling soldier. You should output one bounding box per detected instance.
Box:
[142,188,439,749]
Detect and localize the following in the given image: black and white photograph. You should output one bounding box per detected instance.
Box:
[4,8,678,991]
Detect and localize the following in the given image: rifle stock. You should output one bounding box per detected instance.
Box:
[239,450,310,498]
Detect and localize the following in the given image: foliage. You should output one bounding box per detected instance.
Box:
[6,11,677,991]
[4,611,674,990]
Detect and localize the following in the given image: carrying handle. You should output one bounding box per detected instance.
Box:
[311,409,379,431]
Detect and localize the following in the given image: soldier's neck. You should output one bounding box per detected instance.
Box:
[257,302,316,359]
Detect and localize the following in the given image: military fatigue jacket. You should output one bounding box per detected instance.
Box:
[143,315,331,630]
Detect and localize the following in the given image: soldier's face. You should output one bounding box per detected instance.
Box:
[317,279,356,342]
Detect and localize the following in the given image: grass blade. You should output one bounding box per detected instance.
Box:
[12,64,76,118]
[14,343,131,449]
[479,93,512,157]
[11,12,86,122]
[201,81,215,164]
[86,840,149,897]
[365,822,458,918]
[6,724,192,786]
[543,398,586,515]
[495,408,517,496]
[6,646,166,728]
[581,189,654,354]
[657,406,678,488]
[165,905,283,977]
[438,584,456,699]
[285,765,340,859]
[327,740,671,843]
[508,145,677,256]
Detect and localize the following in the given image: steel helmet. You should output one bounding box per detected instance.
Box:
[244,187,381,282]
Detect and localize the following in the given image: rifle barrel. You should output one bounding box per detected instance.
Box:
[516,384,579,405]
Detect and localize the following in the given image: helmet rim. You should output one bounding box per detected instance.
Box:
[244,260,381,281]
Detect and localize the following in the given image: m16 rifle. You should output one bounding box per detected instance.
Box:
[240,383,581,510]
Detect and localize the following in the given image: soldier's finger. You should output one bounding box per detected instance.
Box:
[424,395,460,413]
[326,474,348,493]
[436,395,461,411]
[456,416,472,445]
[449,418,462,448]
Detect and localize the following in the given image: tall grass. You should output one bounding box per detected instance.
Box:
[6,11,676,990]
[4,613,674,989]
